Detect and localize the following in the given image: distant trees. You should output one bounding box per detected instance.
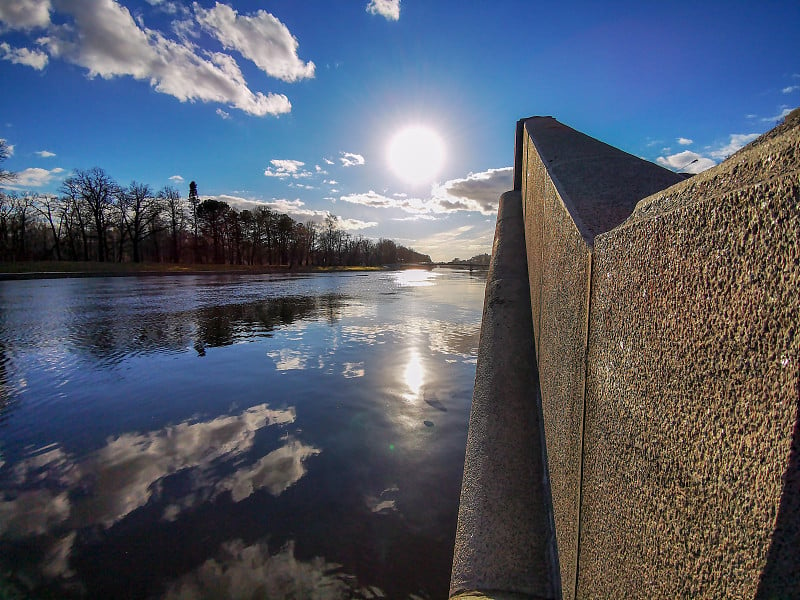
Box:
[449,253,490,265]
[161,186,185,263]
[0,167,432,267]
[61,168,118,262]
[0,139,14,184]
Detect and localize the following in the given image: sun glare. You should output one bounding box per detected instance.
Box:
[403,350,425,402]
[387,126,445,186]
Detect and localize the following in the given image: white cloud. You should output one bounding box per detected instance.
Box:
[366,0,400,21]
[194,3,314,82]
[0,138,14,156]
[169,174,184,182]
[0,0,51,29]
[324,179,338,185]
[782,85,800,94]
[216,107,230,119]
[262,198,307,213]
[12,166,64,187]
[709,133,759,160]
[339,190,400,209]
[314,164,326,174]
[339,152,365,167]
[323,157,334,165]
[264,159,311,178]
[339,167,512,217]
[210,194,324,221]
[340,190,446,215]
[657,131,762,174]
[431,166,513,215]
[677,137,693,146]
[761,106,795,123]
[33,0,291,116]
[144,0,186,16]
[338,217,377,231]
[656,150,715,174]
[188,193,376,230]
[271,159,304,173]
[0,41,48,69]
[35,150,56,157]
[392,214,437,222]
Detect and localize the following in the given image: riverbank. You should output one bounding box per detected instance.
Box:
[0,261,391,281]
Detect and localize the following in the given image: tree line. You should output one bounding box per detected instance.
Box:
[0,164,431,267]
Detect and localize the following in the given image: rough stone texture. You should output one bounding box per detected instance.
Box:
[578,111,800,598]
[520,117,685,600]
[450,191,558,600]
[455,112,799,599]
[522,133,589,600]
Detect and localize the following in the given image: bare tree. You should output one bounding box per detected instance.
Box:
[34,194,65,260]
[11,194,34,260]
[120,181,162,263]
[188,180,199,262]
[159,186,185,263]
[62,168,119,262]
[0,139,14,184]
[60,179,90,261]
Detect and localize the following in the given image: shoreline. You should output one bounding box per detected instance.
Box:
[0,262,446,281]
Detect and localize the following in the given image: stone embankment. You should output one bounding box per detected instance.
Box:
[452,110,800,599]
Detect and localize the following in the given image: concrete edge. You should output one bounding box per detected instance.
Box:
[523,118,595,247]
[450,190,559,599]
[452,591,551,600]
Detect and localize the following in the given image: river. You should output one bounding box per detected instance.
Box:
[0,269,486,599]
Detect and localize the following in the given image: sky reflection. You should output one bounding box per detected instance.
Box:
[0,271,486,598]
[163,539,386,600]
[0,402,312,582]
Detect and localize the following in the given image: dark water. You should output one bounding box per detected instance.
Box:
[0,269,486,599]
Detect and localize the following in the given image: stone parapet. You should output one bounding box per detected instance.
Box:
[453,111,799,599]
[450,191,559,600]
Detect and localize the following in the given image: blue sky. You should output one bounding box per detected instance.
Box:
[1,0,798,261]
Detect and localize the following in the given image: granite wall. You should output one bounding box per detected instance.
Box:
[519,113,800,598]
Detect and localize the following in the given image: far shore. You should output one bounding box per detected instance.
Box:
[0,261,401,281]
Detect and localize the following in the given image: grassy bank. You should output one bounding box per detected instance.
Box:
[0,261,386,280]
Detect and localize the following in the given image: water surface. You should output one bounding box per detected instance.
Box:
[0,269,485,599]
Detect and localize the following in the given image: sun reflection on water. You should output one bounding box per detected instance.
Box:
[403,350,424,402]
[393,269,437,287]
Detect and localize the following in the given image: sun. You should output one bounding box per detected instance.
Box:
[387,126,445,186]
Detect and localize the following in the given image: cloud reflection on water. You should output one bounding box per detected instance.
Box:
[163,539,385,600]
[342,362,365,378]
[0,403,318,582]
[0,272,485,598]
[341,319,480,360]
